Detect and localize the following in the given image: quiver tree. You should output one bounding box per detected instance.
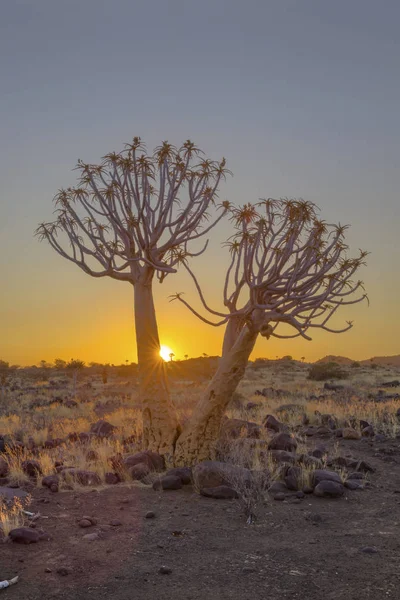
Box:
[36,137,230,464]
[172,199,368,464]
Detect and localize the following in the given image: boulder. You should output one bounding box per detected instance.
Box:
[0,456,9,477]
[200,486,239,499]
[268,432,297,453]
[192,461,252,490]
[263,414,285,433]
[314,480,345,498]
[9,527,40,544]
[342,428,361,440]
[362,425,375,437]
[312,469,342,486]
[269,450,296,464]
[220,418,262,439]
[268,480,289,494]
[89,420,116,438]
[22,460,42,478]
[123,451,165,472]
[345,480,364,490]
[284,466,302,491]
[42,475,59,489]
[152,476,183,491]
[165,467,192,485]
[129,462,150,481]
[104,472,120,485]
[60,468,101,486]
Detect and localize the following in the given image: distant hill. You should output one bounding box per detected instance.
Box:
[315,354,400,367]
[360,355,400,367]
[315,355,354,365]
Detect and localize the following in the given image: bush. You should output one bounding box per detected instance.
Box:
[351,361,361,369]
[307,362,347,381]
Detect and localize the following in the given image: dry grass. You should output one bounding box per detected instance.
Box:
[0,496,31,539]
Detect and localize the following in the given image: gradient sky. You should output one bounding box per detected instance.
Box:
[1,0,399,365]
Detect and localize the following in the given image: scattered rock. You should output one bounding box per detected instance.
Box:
[22,460,42,478]
[123,451,165,472]
[0,456,9,477]
[60,468,101,486]
[268,432,298,453]
[104,472,120,485]
[312,469,342,486]
[274,492,286,501]
[159,566,172,575]
[153,476,183,491]
[345,480,364,490]
[109,519,122,526]
[145,511,156,519]
[192,461,252,490]
[42,475,59,489]
[200,486,239,499]
[221,418,262,439]
[89,420,116,438]
[268,481,288,494]
[9,527,40,544]
[342,428,362,440]
[56,567,72,576]
[129,462,150,481]
[263,414,285,433]
[78,519,93,528]
[314,481,345,498]
[165,467,192,485]
[82,533,100,541]
[360,546,378,554]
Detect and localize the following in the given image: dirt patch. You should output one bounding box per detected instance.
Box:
[1,439,400,600]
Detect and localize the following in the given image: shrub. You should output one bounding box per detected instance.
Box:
[307,362,347,381]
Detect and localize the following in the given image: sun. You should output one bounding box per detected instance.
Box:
[160,345,175,362]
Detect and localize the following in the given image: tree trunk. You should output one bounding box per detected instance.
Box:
[174,325,258,466]
[134,277,181,466]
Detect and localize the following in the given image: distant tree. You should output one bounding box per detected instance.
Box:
[66,359,85,397]
[173,199,368,464]
[169,352,175,362]
[36,136,230,463]
[308,362,347,381]
[0,360,18,402]
[184,354,189,360]
[301,356,305,362]
[351,361,361,368]
[54,358,67,370]
[102,364,109,384]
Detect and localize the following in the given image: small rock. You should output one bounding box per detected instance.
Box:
[314,481,344,498]
[152,476,183,491]
[45,568,52,573]
[56,567,71,576]
[268,432,297,452]
[274,492,286,501]
[105,472,120,485]
[360,546,378,554]
[313,469,342,486]
[200,486,239,499]
[78,519,93,528]
[296,491,305,499]
[345,480,364,490]
[342,428,361,440]
[159,566,172,575]
[130,462,150,481]
[82,533,100,541]
[145,511,156,519]
[110,519,122,527]
[242,566,256,573]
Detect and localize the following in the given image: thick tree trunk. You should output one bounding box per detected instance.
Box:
[174,326,258,466]
[134,277,181,466]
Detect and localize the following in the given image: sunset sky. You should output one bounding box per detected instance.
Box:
[1,0,399,365]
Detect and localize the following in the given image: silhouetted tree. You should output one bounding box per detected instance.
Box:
[36,137,230,463]
[173,199,368,463]
[66,359,85,397]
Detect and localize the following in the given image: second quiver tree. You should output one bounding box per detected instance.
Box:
[172,199,368,464]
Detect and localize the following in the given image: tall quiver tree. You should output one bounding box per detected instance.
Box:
[36,138,230,463]
[173,199,368,464]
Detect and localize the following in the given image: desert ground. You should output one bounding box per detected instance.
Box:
[1,357,400,600]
